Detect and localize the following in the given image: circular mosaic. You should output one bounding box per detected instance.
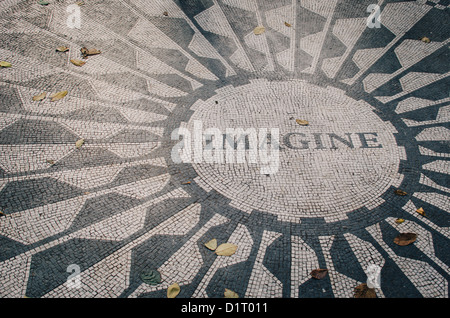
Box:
[187,80,404,222]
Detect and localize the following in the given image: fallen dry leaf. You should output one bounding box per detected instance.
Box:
[296,119,309,126]
[311,269,328,279]
[204,239,217,251]
[0,211,5,217]
[0,61,12,68]
[421,37,431,43]
[70,59,86,67]
[224,289,239,298]
[167,283,180,298]
[32,92,47,101]
[395,218,405,224]
[215,243,238,256]
[285,22,292,27]
[253,26,265,35]
[163,11,168,16]
[46,159,55,165]
[394,189,407,196]
[50,90,68,102]
[56,46,69,52]
[416,207,426,217]
[81,47,101,58]
[182,181,191,185]
[393,233,417,246]
[75,138,85,149]
[354,283,377,298]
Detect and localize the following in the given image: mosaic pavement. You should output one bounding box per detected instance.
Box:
[0,0,449,298]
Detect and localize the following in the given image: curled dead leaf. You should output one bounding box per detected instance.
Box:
[224,289,239,298]
[70,59,86,67]
[354,283,377,298]
[167,283,180,298]
[416,207,426,217]
[0,61,12,68]
[253,26,265,35]
[204,239,217,251]
[81,47,101,58]
[75,138,85,149]
[215,243,238,256]
[421,37,431,43]
[50,90,68,102]
[56,46,69,52]
[163,11,168,16]
[296,119,309,126]
[393,233,417,246]
[285,21,292,27]
[394,189,407,196]
[311,269,328,279]
[32,92,47,101]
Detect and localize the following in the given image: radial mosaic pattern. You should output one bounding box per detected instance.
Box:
[0,0,449,298]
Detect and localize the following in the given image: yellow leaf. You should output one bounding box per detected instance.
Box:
[224,289,239,298]
[253,26,265,35]
[296,119,309,126]
[167,283,180,298]
[421,37,431,43]
[56,46,69,52]
[70,59,86,67]
[285,21,292,27]
[215,243,238,256]
[204,239,217,251]
[50,90,68,102]
[32,92,47,101]
[416,207,426,217]
[395,218,405,224]
[0,61,12,68]
[75,138,85,149]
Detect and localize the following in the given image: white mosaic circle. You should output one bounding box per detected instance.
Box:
[187,80,405,223]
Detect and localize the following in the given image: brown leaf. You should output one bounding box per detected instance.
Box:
[296,119,309,126]
[215,243,238,256]
[421,37,431,43]
[163,11,168,16]
[284,21,292,27]
[50,90,68,102]
[70,59,86,67]
[394,189,407,196]
[253,26,265,35]
[81,47,101,58]
[393,233,417,246]
[311,269,328,279]
[56,46,69,52]
[0,211,6,217]
[46,159,55,165]
[395,218,405,224]
[354,283,377,298]
[32,92,47,101]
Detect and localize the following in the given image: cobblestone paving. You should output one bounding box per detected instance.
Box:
[0,0,449,298]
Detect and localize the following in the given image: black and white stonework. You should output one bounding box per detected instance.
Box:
[0,0,448,298]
